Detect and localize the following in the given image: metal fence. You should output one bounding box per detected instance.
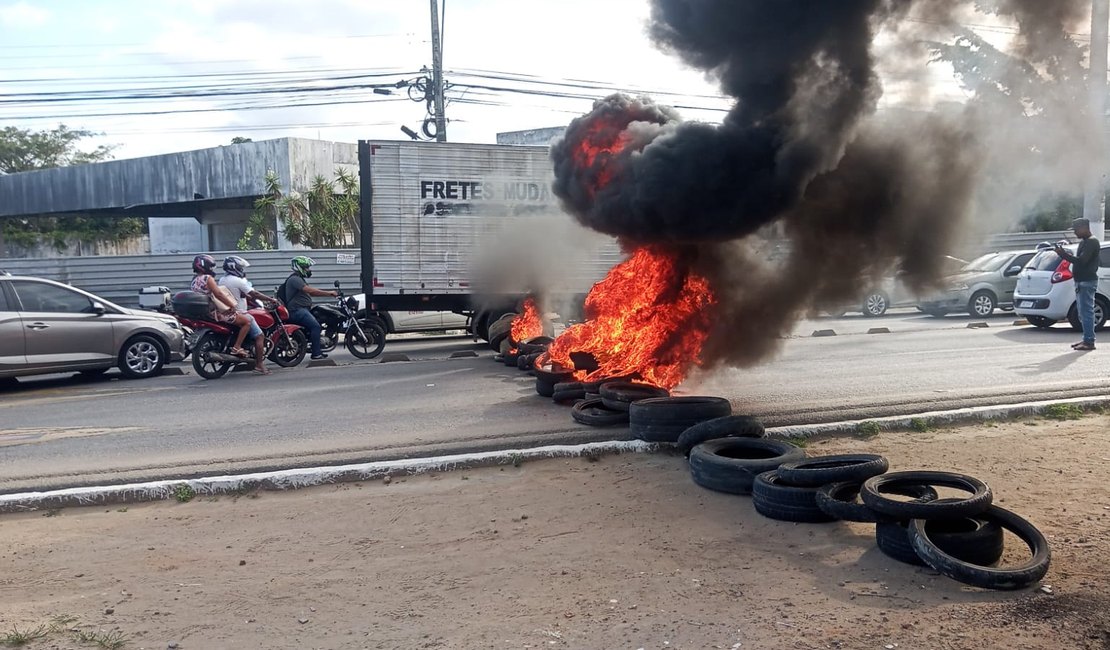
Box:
[0,249,363,308]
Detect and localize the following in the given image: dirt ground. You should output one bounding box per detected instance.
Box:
[1,414,1108,650]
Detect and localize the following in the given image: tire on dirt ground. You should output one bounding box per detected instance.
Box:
[908,504,1049,590]
[861,470,992,520]
[776,454,889,488]
[674,415,766,457]
[751,470,837,523]
[878,507,1005,568]
[816,481,938,523]
[688,438,806,495]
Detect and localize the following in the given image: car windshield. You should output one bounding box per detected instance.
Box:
[1030,251,1064,271]
[961,253,1011,273]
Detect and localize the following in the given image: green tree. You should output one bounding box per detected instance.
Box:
[0,124,116,173]
[230,136,253,144]
[248,169,359,249]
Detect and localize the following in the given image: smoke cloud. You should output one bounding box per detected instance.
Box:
[548,0,1103,368]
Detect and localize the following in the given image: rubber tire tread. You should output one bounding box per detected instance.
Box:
[599,382,670,411]
[688,439,806,495]
[816,482,938,523]
[908,504,1050,590]
[752,471,836,523]
[675,415,766,456]
[776,454,889,487]
[630,396,732,423]
[572,398,631,427]
[878,514,1005,567]
[862,470,992,520]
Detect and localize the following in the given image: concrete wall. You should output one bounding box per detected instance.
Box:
[149,218,203,254]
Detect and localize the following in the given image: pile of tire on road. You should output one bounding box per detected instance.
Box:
[488,320,1051,592]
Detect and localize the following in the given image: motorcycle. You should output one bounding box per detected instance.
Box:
[310,281,387,360]
[173,294,308,379]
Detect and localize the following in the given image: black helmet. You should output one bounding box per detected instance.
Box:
[192,254,217,275]
[223,255,250,278]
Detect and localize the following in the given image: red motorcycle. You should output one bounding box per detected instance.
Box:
[172,292,307,379]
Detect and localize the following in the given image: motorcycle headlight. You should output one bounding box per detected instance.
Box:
[346,296,360,311]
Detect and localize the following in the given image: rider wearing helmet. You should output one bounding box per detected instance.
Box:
[280,256,337,360]
[219,255,279,374]
[190,253,255,361]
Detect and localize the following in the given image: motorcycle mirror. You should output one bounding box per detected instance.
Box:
[334,280,341,288]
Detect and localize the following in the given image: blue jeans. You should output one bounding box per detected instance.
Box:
[287,307,323,356]
[1075,280,1098,345]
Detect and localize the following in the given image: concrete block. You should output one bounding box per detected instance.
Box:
[867,327,891,334]
[307,358,338,368]
[379,352,412,363]
[1013,319,1029,326]
[450,350,479,359]
[967,322,990,329]
[161,366,187,376]
[811,329,837,337]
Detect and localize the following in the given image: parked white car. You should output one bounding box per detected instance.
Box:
[350,294,469,334]
[1013,243,1110,330]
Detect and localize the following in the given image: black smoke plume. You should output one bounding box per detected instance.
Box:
[548,0,1097,368]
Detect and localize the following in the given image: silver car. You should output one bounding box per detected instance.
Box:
[917,250,1038,318]
[0,273,185,380]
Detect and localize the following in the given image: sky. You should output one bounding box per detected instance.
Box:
[0,0,1005,162]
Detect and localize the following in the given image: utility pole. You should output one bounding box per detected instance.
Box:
[1085,0,1109,238]
[429,0,447,142]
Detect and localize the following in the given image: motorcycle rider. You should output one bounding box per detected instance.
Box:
[219,255,278,375]
[281,256,337,360]
[191,254,254,359]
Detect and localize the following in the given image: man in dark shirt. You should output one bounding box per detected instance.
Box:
[282,256,337,360]
[1055,218,1100,351]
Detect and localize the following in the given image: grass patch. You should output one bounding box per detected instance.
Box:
[909,417,931,433]
[73,629,128,649]
[1,625,48,646]
[1043,403,1084,421]
[171,484,196,503]
[789,437,809,448]
[856,421,881,437]
[508,453,524,468]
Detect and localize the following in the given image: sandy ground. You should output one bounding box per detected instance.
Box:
[1,414,1108,650]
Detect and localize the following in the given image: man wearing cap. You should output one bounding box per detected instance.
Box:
[1054,217,1101,351]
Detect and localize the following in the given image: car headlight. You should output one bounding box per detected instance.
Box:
[164,320,181,330]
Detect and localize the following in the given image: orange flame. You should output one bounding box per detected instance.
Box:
[511,296,544,343]
[539,246,715,389]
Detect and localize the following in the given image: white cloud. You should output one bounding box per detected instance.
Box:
[0,1,50,27]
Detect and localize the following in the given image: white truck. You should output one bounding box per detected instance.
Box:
[355,140,622,340]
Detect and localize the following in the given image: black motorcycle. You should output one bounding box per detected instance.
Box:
[310,281,387,360]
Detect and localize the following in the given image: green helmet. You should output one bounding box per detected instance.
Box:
[291,255,316,278]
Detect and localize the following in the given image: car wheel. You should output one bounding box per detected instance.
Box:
[1067,297,1109,331]
[968,290,996,317]
[863,293,889,317]
[1026,315,1057,329]
[118,334,166,379]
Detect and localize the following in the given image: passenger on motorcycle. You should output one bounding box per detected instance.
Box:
[191,254,254,359]
[280,256,337,360]
[219,255,278,375]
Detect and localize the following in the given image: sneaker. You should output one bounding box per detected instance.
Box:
[311,353,329,360]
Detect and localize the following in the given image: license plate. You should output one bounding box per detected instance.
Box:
[1019,301,1033,308]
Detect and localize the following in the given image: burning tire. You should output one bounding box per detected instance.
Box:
[674,415,766,457]
[688,438,805,495]
[487,314,517,352]
[503,350,520,366]
[571,398,630,427]
[776,454,889,488]
[751,471,837,523]
[535,365,575,398]
[552,381,586,403]
[599,381,670,412]
[517,353,540,371]
[630,396,732,443]
[517,336,554,356]
[816,481,938,524]
[878,508,1005,568]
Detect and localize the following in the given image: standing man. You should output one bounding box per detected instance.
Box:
[282,256,337,360]
[219,255,278,374]
[1055,217,1101,351]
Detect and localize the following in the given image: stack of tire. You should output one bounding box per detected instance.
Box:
[487,313,516,357]
[569,381,670,426]
[687,428,1050,591]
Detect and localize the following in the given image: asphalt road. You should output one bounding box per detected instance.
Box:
[2,310,1107,492]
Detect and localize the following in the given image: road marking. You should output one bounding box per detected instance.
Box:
[0,387,173,409]
[0,426,142,447]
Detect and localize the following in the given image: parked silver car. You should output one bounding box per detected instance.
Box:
[917,250,1039,318]
[0,273,185,380]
